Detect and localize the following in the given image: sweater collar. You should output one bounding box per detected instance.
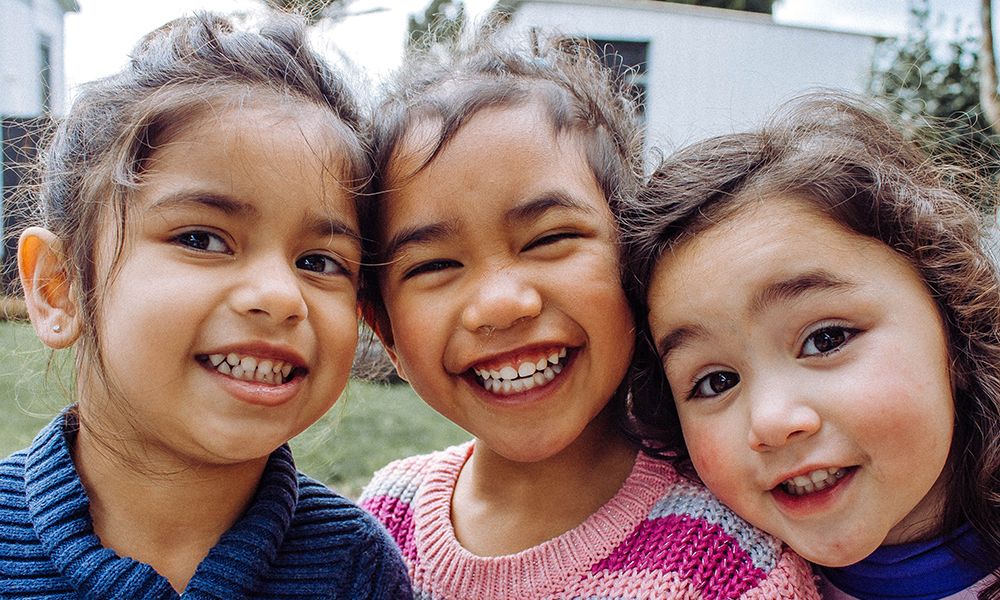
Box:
[24,408,299,599]
[820,523,996,600]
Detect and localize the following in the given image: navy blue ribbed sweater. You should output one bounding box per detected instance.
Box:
[0,411,413,599]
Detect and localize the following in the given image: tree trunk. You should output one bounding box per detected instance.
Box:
[980,0,1000,135]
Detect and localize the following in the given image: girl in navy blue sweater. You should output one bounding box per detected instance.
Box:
[0,12,410,599]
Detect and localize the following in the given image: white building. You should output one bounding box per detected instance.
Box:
[1,0,78,293]
[1,0,78,117]
[500,0,881,150]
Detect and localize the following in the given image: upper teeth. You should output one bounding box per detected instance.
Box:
[782,467,848,496]
[473,348,567,395]
[207,353,293,385]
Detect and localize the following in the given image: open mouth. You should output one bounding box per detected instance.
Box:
[472,347,568,395]
[781,467,852,496]
[199,353,302,385]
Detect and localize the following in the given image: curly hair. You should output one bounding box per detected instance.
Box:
[622,91,1000,592]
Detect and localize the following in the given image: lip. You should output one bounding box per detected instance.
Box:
[771,466,857,517]
[198,342,307,408]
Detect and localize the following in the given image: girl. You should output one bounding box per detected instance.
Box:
[0,13,411,599]
[623,92,1000,599]
[358,26,819,599]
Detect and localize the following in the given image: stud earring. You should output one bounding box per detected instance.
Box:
[52,324,61,333]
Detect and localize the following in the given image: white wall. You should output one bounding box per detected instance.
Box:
[0,0,74,117]
[506,0,879,149]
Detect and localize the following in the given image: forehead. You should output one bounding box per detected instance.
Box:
[648,197,918,315]
[383,101,603,223]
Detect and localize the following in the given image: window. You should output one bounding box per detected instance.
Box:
[590,39,649,119]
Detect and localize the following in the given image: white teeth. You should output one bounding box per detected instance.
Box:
[473,348,570,396]
[782,467,849,497]
[205,353,295,385]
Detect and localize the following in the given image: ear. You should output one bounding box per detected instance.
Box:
[18,227,81,349]
[363,303,407,383]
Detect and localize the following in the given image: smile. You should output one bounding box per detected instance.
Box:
[781,467,850,496]
[200,353,299,385]
[473,348,567,395]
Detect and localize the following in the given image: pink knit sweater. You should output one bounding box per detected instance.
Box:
[360,442,820,600]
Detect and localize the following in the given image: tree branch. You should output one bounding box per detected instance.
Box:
[980,0,1000,135]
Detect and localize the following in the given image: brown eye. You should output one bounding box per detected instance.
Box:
[801,326,858,357]
[693,371,740,398]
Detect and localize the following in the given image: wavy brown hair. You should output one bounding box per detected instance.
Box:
[622,92,1000,592]
[24,11,369,457]
[358,23,645,422]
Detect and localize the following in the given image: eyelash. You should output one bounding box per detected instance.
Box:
[399,230,583,281]
[687,370,740,400]
[523,231,582,251]
[296,254,350,277]
[403,259,461,280]
[173,230,230,254]
[799,325,860,358]
[683,325,861,401]
[173,230,350,278]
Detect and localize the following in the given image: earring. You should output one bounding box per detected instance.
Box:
[52,324,61,333]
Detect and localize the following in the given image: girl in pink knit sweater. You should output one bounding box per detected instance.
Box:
[357,25,819,600]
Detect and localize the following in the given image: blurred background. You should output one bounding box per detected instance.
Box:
[2,0,997,496]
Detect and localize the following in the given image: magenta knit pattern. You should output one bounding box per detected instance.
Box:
[360,443,820,600]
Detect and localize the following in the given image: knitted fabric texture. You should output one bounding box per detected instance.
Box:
[360,442,819,600]
[0,411,413,600]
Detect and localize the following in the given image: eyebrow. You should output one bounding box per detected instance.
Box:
[656,324,709,360]
[149,191,362,248]
[382,192,591,262]
[655,270,856,360]
[149,192,259,220]
[749,271,856,316]
[504,193,592,226]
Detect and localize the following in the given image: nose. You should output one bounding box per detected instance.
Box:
[461,266,542,333]
[747,381,821,451]
[232,255,307,324]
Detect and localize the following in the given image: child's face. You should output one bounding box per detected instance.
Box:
[377,102,634,462]
[645,197,954,567]
[85,101,361,466]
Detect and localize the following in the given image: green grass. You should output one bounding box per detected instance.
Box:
[0,319,471,499]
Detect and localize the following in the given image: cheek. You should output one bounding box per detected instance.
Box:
[680,414,744,498]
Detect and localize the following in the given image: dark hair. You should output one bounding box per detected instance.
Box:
[622,91,1000,593]
[30,11,369,444]
[357,22,645,423]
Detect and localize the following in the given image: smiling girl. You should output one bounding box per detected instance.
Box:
[0,13,410,598]
[358,26,819,600]
[624,92,1000,599]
